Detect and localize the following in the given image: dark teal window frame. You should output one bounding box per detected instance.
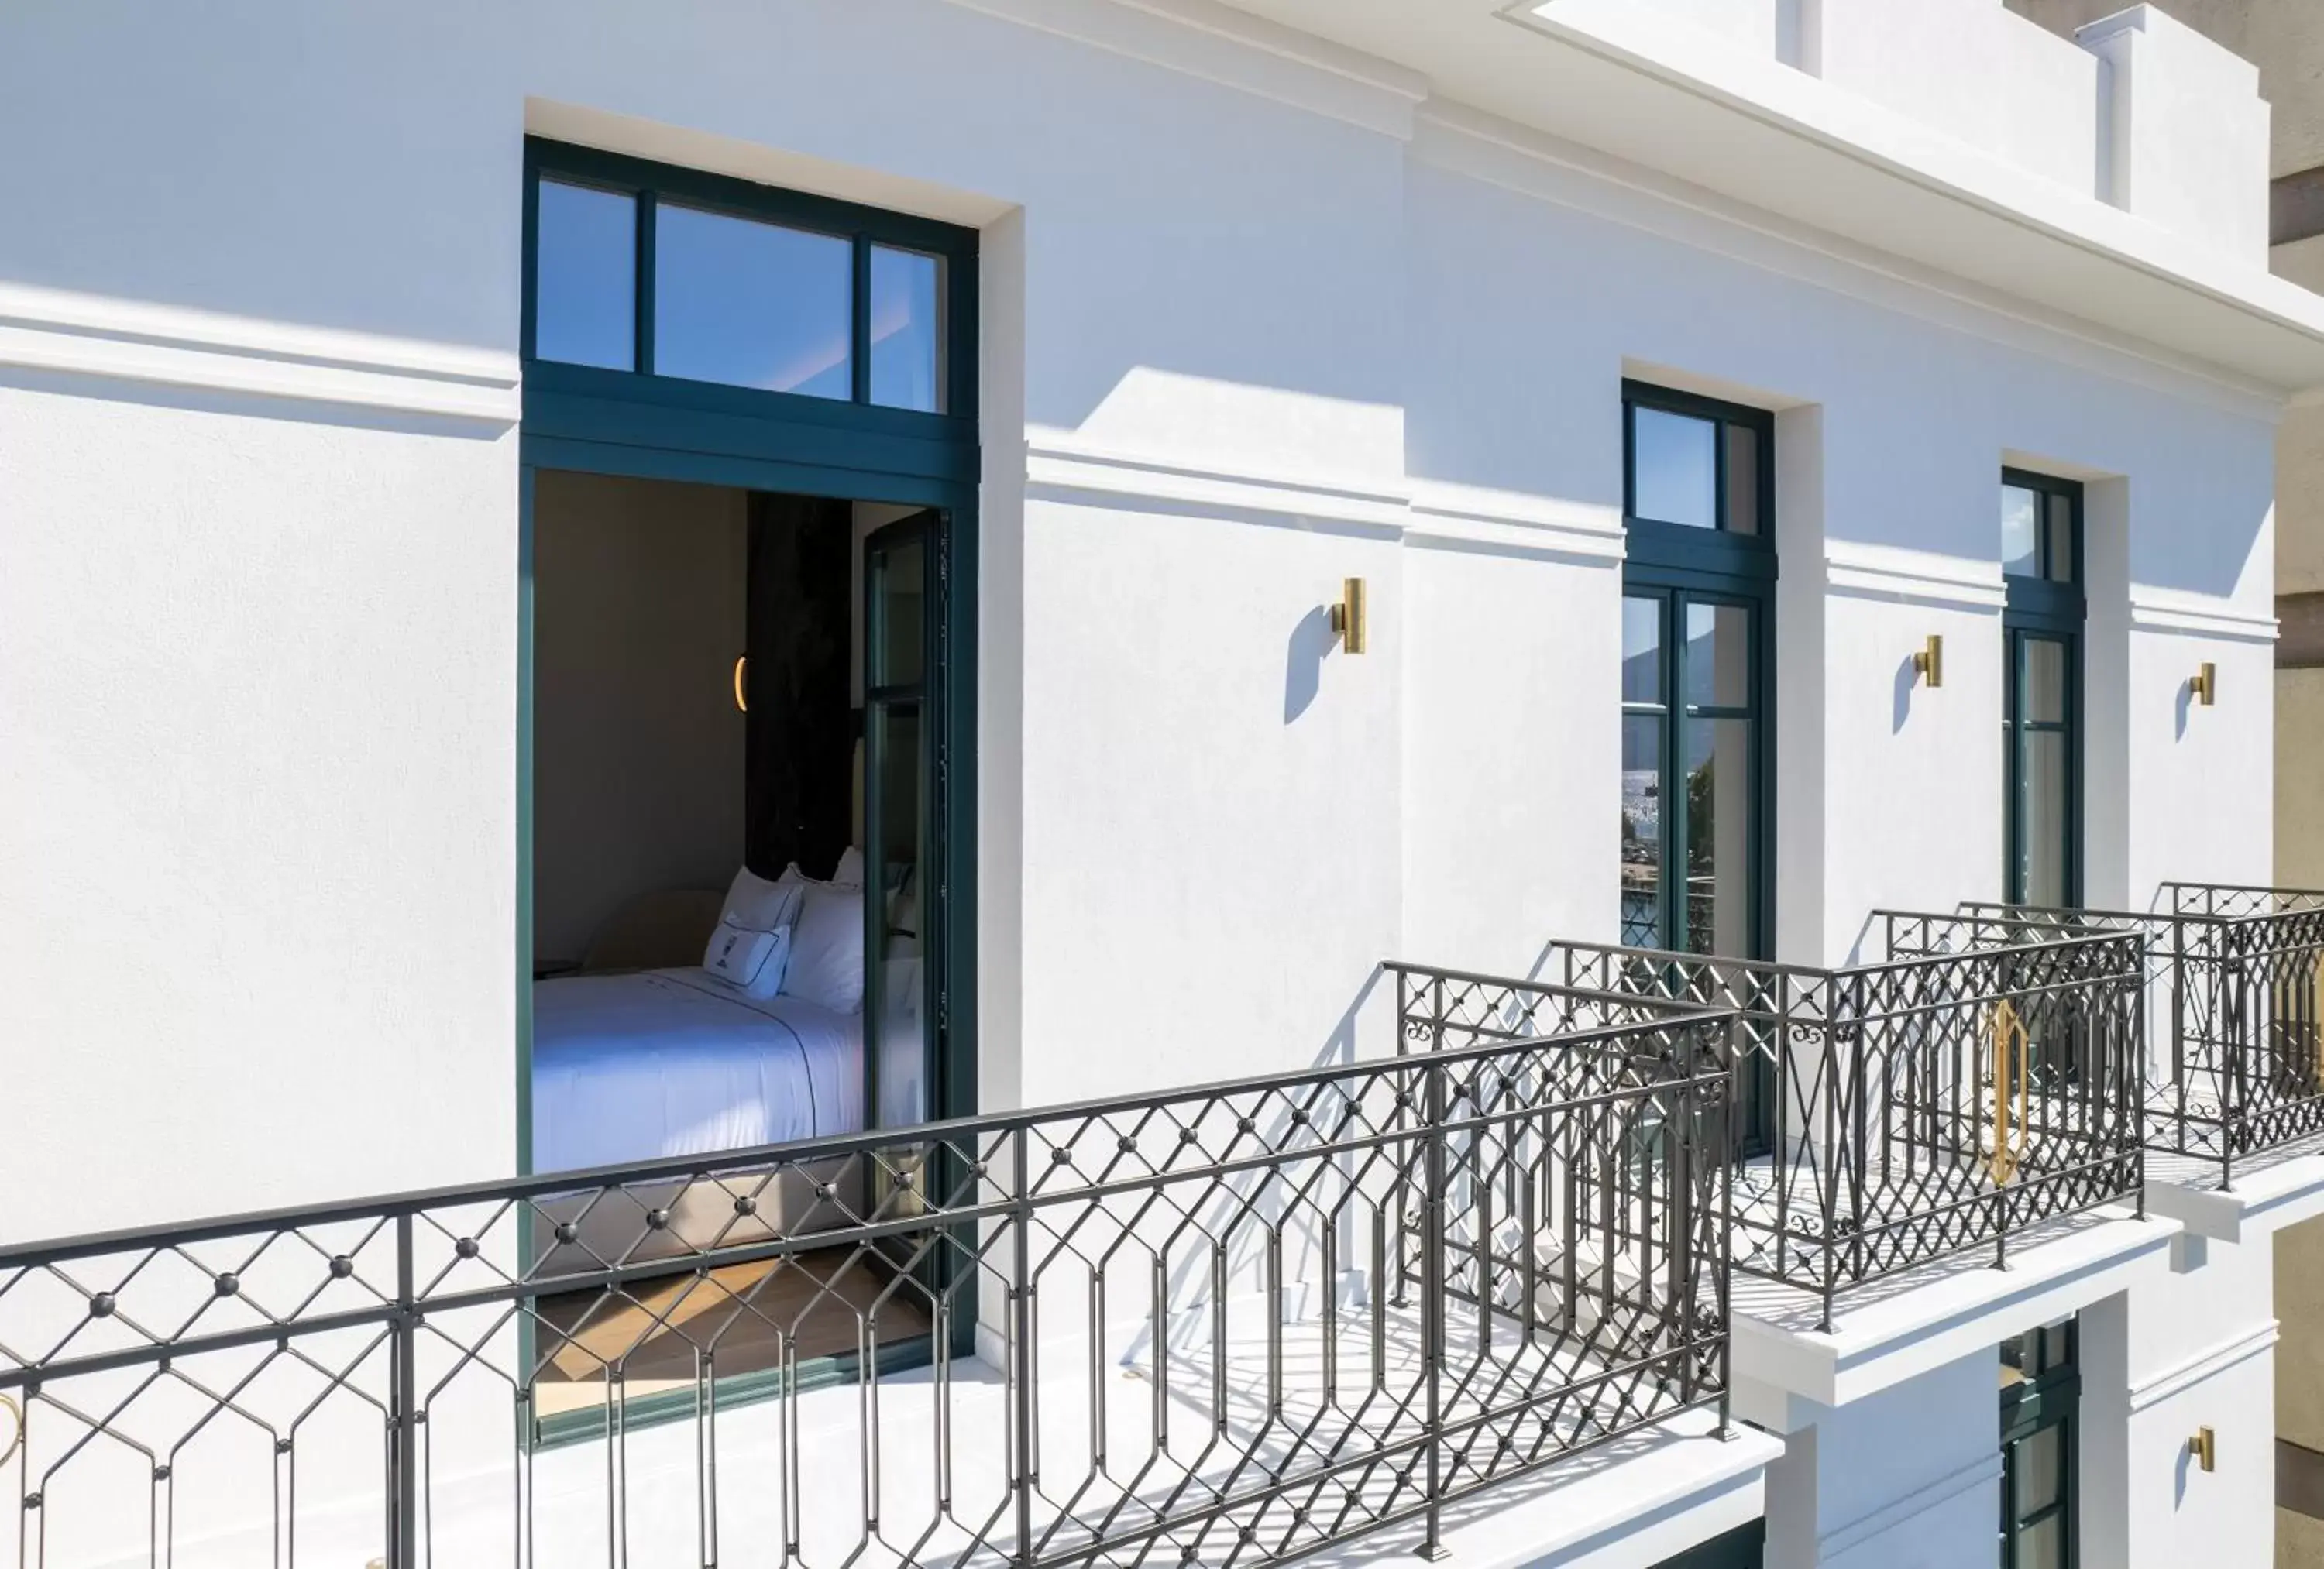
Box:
[521,138,979,498]
[1621,381,1778,1150]
[2000,1319,2078,1568]
[2000,468,2084,908]
[517,142,983,1437]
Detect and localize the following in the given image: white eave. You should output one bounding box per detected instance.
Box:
[1206,0,2324,398]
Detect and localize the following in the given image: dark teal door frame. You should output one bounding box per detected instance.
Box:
[515,138,983,1169]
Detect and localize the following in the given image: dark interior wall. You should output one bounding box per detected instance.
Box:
[746,493,856,881]
[533,471,748,964]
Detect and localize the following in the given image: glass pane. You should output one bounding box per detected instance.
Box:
[1724,422,1761,536]
[1621,714,1662,947]
[873,535,926,688]
[2021,730,2070,907]
[534,181,636,370]
[869,246,944,413]
[2003,486,2041,579]
[2024,638,2068,726]
[1683,717,1752,956]
[868,702,927,1128]
[1685,602,1752,710]
[1623,597,1662,704]
[2046,493,2075,584]
[2013,1512,2063,1569]
[2018,1425,2063,1513]
[655,203,852,397]
[1632,407,1718,529]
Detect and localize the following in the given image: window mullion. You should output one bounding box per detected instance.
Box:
[636,189,658,376]
[851,237,872,406]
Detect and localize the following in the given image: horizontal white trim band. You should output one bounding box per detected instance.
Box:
[0,282,520,424]
[1026,435,1628,561]
[2128,1320,2278,1413]
[1824,544,2009,611]
[1023,434,1410,529]
[2127,595,2281,643]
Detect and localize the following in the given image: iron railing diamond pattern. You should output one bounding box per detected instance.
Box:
[1398,931,2146,1328]
[1951,884,2324,1186]
[0,980,1731,1569]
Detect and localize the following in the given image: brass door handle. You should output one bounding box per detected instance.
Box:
[1988,1000,2030,1186]
[733,655,748,714]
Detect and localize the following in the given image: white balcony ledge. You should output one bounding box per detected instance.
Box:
[2147,1137,2324,1242]
[1729,1205,2181,1409]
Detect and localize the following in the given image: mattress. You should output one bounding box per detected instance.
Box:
[531,969,867,1174]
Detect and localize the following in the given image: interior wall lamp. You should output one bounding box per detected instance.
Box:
[1329,577,1368,655]
[1913,634,1944,688]
[2191,662,2217,707]
[2189,1425,2216,1472]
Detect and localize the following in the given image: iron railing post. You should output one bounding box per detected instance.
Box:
[389,1212,418,1569]
[1010,1125,1037,1569]
[1418,1057,1449,1562]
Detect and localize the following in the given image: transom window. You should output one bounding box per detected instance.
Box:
[2002,479,2076,584]
[1626,397,1764,535]
[526,146,967,417]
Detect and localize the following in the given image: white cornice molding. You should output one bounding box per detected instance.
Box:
[2126,1320,2278,1414]
[940,0,1425,140]
[1405,479,1625,561]
[0,283,520,424]
[2127,592,2280,644]
[1023,431,1409,531]
[1023,434,1624,562]
[1818,1451,2003,1561]
[1824,542,2007,613]
[1410,102,2285,423]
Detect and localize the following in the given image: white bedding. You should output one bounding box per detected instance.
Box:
[531,969,866,1173]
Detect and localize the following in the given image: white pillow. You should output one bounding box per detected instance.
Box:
[703,919,792,999]
[782,879,865,1014]
[718,865,803,932]
[830,846,865,888]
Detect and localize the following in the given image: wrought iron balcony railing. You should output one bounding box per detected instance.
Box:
[0,977,1731,1569]
[1954,884,2324,1186]
[1401,930,2147,1328]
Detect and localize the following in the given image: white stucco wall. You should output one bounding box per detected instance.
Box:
[0,0,2280,1217]
[0,2,2295,1563]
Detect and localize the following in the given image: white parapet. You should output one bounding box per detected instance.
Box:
[2078,5,2274,267]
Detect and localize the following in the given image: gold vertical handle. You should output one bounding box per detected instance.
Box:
[733,655,748,714]
[0,1391,20,1468]
[1988,1000,2030,1186]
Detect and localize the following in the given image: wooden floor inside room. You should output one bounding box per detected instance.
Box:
[531,1246,935,1419]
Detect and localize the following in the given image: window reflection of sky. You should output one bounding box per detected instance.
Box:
[655,203,852,397]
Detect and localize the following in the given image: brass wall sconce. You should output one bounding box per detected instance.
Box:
[1913,634,1944,688]
[1329,577,1368,655]
[2190,1426,2216,1472]
[2191,662,2216,707]
[733,655,749,714]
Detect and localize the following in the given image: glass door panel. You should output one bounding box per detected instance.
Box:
[2005,631,2076,908]
[1683,717,1752,958]
[864,517,933,1133]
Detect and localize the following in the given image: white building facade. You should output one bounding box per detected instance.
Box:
[7,2,2324,1567]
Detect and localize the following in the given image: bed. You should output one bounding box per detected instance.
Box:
[531,969,869,1172]
[528,956,925,1273]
